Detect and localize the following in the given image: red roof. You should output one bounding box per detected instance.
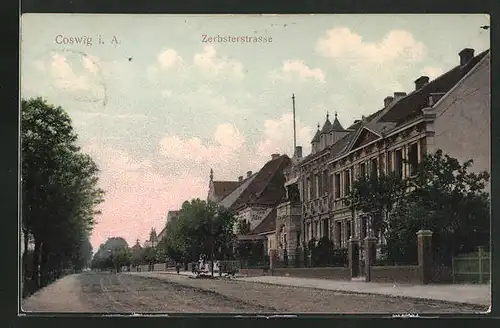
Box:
[250,208,277,235]
[231,154,291,211]
[213,181,241,198]
[379,49,489,124]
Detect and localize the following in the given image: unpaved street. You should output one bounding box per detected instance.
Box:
[22,272,487,313]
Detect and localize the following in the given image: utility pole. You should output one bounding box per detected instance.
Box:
[292,94,297,154]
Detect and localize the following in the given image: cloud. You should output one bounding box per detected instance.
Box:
[158,122,245,167]
[421,66,444,80]
[315,28,427,94]
[87,113,311,248]
[256,112,313,156]
[82,142,207,248]
[316,28,427,64]
[269,59,326,83]
[193,45,245,79]
[157,48,184,70]
[50,53,91,91]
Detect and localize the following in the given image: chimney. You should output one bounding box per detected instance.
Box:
[393,92,407,101]
[271,153,280,160]
[459,48,474,66]
[238,176,243,182]
[414,76,429,90]
[294,146,302,159]
[247,171,252,178]
[384,96,394,107]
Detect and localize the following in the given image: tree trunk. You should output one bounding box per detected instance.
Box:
[32,239,41,287]
[22,229,29,281]
[40,242,49,287]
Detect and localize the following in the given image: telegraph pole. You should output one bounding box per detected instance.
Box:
[292,94,297,154]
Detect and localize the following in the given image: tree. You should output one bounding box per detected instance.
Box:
[91,237,129,271]
[345,172,406,240]
[237,220,251,235]
[162,199,236,276]
[22,97,104,289]
[386,150,490,265]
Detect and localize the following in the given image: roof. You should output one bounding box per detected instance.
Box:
[301,48,490,166]
[218,173,258,208]
[331,114,346,131]
[230,154,291,211]
[250,207,277,235]
[212,181,241,198]
[320,116,333,134]
[311,126,321,143]
[379,49,489,125]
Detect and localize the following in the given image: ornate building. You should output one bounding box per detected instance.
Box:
[296,48,490,259]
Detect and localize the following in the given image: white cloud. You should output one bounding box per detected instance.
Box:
[316,28,427,64]
[256,112,312,156]
[270,59,325,83]
[157,48,184,70]
[82,55,100,74]
[315,28,427,95]
[193,45,245,79]
[421,66,444,80]
[158,123,245,166]
[50,53,91,91]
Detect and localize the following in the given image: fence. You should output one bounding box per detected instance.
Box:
[452,247,490,284]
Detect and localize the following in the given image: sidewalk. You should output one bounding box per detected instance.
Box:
[235,276,491,306]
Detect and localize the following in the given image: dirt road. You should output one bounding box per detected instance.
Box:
[21,272,487,313]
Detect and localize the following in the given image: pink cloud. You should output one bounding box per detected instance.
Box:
[84,116,311,250]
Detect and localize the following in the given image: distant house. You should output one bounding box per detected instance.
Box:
[157,210,181,242]
[208,153,291,254]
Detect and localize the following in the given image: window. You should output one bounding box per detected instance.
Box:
[395,149,403,178]
[344,170,351,195]
[306,178,312,200]
[359,162,366,179]
[323,170,329,195]
[335,221,342,247]
[346,220,352,240]
[334,173,341,199]
[379,154,385,175]
[329,174,334,194]
[315,174,320,198]
[360,216,367,239]
[323,219,329,238]
[370,158,378,178]
[315,221,320,239]
[387,151,393,172]
[408,143,418,176]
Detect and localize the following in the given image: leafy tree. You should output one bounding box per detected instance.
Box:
[345,172,406,240]
[386,150,490,265]
[237,220,251,235]
[162,199,236,276]
[22,97,104,289]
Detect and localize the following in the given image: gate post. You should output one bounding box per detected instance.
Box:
[478,246,484,284]
[416,230,433,284]
[269,249,278,276]
[364,236,377,282]
[348,238,359,278]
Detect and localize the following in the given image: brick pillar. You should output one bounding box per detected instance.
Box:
[269,249,278,276]
[348,238,359,278]
[416,230,433,284]
[364,236,377,282]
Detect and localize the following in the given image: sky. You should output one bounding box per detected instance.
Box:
[20,14,490,250]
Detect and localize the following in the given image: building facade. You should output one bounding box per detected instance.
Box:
[295,48,490,260]
[207,154,291,254]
